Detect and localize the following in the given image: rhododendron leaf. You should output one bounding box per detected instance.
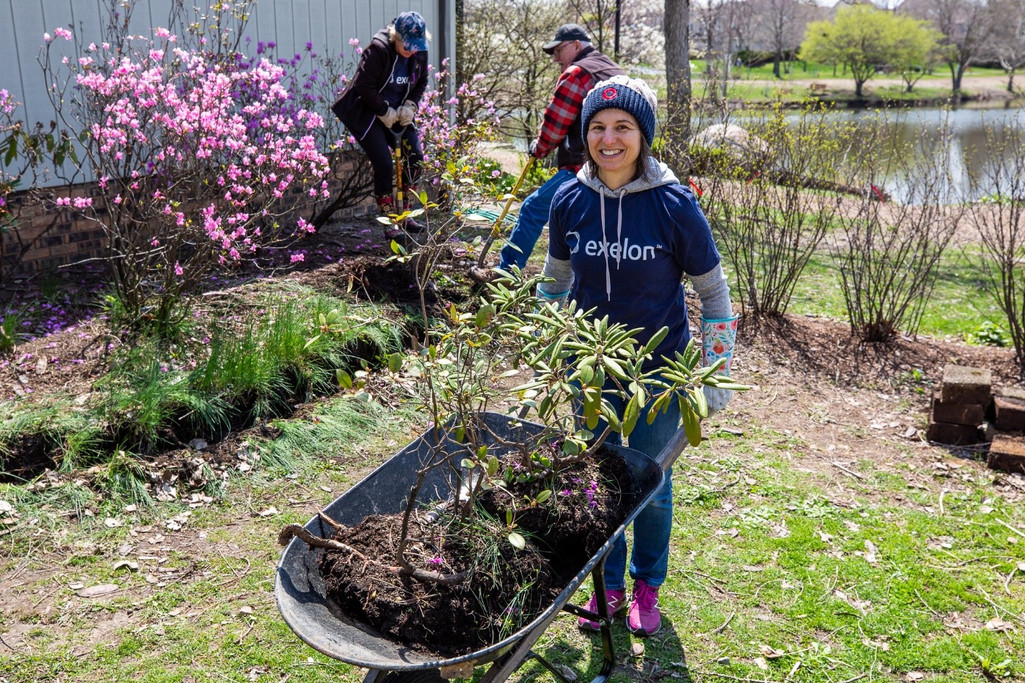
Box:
[680,398,702,446]
[387,353,403,374]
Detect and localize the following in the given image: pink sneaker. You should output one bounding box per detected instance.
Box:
[577,588,626,632]
[626,580,661,636]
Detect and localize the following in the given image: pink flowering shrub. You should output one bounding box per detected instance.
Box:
[39,3,330,331]
[415,61,502,207]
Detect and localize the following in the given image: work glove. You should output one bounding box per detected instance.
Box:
[529,139,542,158]
[377,106,399,128]
[701,315,739,417]
[397,100,416,127]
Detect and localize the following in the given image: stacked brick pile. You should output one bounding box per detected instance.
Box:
[926,364,1025,474]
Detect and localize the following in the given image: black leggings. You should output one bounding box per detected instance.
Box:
[356,120,424,197]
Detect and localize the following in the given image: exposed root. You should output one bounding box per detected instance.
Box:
[278,523,468,585]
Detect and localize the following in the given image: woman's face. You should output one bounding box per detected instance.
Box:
[586,108,642,189]
[395,38,416,58]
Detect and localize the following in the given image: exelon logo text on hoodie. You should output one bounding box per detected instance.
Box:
[566,231,661,261]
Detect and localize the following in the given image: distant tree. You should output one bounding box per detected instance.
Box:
[664,0,693,151]
[800,4,934,98]
[616,0,667,68]
[693,0,742,101]
[985,0,1025,93]
[892,15,944,92]
[568,0,619,56]
[749,0,814,79]
[903,0,997,93]
[459,0,569,140]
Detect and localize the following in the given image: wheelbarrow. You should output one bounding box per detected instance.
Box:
[275,411,690,682]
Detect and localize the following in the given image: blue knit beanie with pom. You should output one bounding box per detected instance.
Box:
[580,75,658,146]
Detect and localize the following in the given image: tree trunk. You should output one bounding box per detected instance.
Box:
[664,0,692,166]
[773,53,781,79]
[949,61,965,93]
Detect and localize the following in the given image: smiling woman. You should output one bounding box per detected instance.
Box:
[537,74,739,637]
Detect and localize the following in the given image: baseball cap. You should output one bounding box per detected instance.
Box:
[542,23,590,54]
[394,11,428,52]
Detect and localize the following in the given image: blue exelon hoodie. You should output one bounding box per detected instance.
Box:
[541,156,732,369]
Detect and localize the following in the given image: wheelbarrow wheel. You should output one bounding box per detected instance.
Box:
[364,669,446,683]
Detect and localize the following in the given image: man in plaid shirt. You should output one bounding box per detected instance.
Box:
[474,24,623,279]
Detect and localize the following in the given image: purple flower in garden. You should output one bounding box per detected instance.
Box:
[428,556,443,566]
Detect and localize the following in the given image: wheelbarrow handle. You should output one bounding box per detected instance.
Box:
[475,156,536,269]
[654,426,689,473]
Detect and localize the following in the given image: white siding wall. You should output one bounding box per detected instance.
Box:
[1,0,455,186]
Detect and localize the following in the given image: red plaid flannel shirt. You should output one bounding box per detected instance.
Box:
[533,65,595,168]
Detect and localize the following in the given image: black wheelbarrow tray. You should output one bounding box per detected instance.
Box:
[275,411,691,683]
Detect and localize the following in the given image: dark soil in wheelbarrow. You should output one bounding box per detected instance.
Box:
[318,445,635,657]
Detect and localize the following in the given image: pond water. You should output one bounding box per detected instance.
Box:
[817,106,1025,204]
[774,105,1025,205]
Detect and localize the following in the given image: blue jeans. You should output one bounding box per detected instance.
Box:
[599,394,680,591]
[498,168,576,271]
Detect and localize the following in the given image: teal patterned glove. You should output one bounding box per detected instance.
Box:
[701,316,738,416]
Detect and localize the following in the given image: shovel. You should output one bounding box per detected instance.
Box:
[474,156,536,270]
[391,127,407,224]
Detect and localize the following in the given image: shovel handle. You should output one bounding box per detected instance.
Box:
[476,156,536,269]
[391,126,407,208]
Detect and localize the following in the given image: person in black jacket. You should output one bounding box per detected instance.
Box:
[332,11,430,239]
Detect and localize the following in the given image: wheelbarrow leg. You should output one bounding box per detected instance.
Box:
[479,558,616,683]
[363,669,445,683]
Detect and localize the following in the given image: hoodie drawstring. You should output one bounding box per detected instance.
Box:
[598,189,627,302]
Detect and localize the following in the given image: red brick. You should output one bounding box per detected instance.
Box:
[940,364,992,405]
[988,433,1025,474]
[926,420,982,446]
[992,385,1025,428]
[931,390,985,426]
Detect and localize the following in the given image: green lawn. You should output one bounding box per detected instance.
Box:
[784,249,1008,343]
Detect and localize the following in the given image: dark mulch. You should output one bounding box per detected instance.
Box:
[319,446,635,657]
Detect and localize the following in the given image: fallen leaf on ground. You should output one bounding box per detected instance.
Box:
[985,618,1012,632]
[77,584,119,598]
[862,637,890,650]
